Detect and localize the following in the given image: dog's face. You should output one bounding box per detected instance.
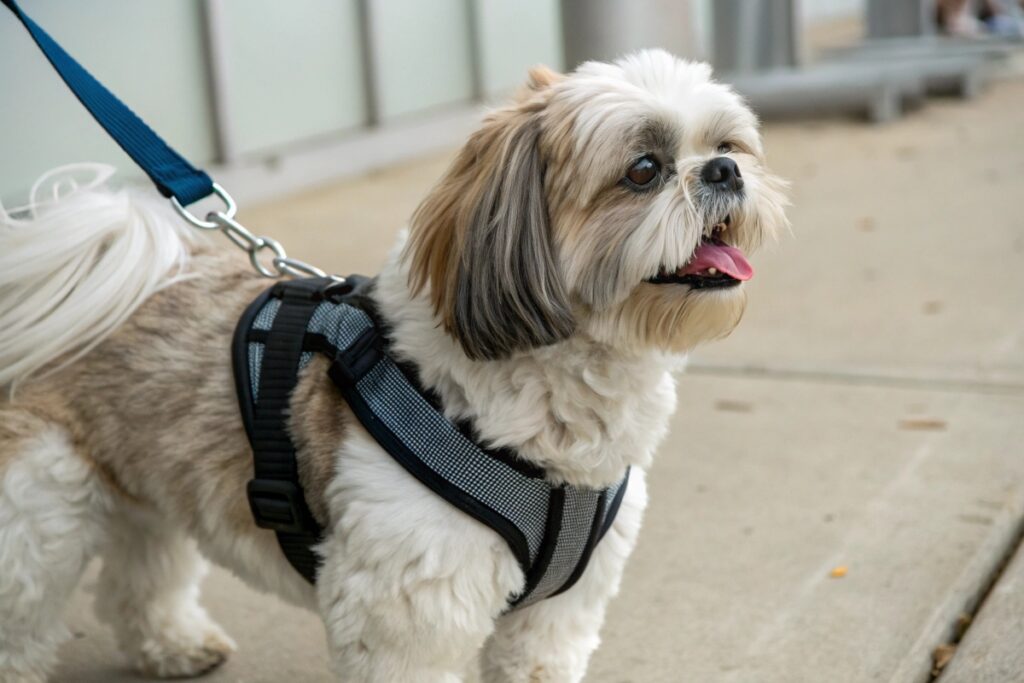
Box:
[407,49,788,360]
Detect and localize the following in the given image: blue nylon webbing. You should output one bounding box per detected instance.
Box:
[2,0,213,205]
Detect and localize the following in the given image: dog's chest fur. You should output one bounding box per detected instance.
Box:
[370,260,680,489]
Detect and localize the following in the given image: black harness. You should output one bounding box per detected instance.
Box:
[232,277,628,608]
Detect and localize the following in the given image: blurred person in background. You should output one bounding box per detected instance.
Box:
[938,0,1024,37]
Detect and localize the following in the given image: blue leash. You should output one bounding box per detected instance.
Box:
[4,0,339,281]
[3,0,213,206]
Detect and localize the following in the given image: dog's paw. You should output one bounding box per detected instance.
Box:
[134,622,236,679]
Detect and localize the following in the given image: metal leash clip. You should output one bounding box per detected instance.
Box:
[171,184,345,284]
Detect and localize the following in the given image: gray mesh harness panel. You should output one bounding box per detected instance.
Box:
[516,486,602,608]
[252,297,281,330]
[242,287,628,607]
[306,300,373,348]
[247,297,281,400]
[357,358,552,563]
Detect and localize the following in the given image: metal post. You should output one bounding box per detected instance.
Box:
[464,0,485,102]
[355,0,380,127]
[201,0,239,164]
[560,0,698,69]
[867,0,935,39]
[712,0,801,74]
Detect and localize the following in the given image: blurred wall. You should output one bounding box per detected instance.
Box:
[561,0,701,69]
[801,0,866,23]
[1,0,563,203]
[2,0,862,205]
[218,0,368,155]
[692,0,866,61]
[1,1,216,203]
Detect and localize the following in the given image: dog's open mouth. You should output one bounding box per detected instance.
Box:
[647,217,754,289]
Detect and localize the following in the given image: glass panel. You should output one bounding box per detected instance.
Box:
[473,0,564,97]
[368,0,475,122]
[220,0,368,156]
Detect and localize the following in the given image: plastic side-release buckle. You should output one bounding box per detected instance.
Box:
[246,479,309,534]
[328,327,383,388]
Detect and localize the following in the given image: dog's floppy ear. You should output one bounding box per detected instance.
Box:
[406,103,574,360]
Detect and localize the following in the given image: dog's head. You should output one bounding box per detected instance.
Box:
[406,49,788,360]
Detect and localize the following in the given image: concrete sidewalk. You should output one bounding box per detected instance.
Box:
[56,77,1024,682]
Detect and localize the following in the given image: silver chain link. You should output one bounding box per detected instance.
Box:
[170,183,345,283]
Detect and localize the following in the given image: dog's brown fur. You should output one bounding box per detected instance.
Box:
[0,409,52,471]
[406,68,565,323]
[3,249,342,542]
[289,355,349,525]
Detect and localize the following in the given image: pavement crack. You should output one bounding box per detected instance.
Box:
[686,363,1024,396]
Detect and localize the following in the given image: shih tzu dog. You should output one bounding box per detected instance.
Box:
[0,50,787,682]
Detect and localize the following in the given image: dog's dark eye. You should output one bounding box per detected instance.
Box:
[625,156,659,188]
[716,142,734,153]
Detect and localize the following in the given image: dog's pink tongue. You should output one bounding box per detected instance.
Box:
[680,242,754,281]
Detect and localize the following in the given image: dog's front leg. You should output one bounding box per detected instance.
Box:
[315,532,520,682]
[480,470,649,683]
[314,438,526,682]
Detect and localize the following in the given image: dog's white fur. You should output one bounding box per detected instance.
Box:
[0,163,202,391]
[0,51,786,681]
[0,426,112,682]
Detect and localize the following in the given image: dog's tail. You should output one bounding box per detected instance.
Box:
[0,164,205,391]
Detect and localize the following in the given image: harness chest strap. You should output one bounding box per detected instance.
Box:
[232,278,325,582]
[232,277,629,608]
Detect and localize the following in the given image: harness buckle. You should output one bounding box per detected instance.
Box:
[247,479,310,534]
[329,328,383,387]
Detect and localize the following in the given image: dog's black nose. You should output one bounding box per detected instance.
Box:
[701,156,744,191]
